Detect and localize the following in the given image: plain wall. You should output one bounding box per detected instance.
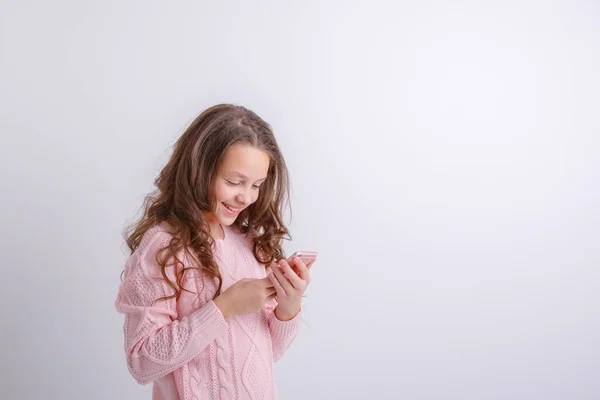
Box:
[1,1,599,399]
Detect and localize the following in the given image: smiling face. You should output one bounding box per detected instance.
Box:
[204,143,270,239]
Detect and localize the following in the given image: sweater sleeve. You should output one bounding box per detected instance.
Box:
[263,299,302,362]
[114,231,229,384]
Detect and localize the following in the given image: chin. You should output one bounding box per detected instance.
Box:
[218,212,240,225]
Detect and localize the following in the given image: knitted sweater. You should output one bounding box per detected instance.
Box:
[115,223,302,400]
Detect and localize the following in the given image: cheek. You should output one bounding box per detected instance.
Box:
[214,183,233,202]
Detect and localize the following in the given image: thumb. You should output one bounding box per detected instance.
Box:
[260,275,274,287]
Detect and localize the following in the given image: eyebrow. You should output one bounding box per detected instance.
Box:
[228,172,267,182]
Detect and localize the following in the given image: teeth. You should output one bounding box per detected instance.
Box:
[224,204,239,212]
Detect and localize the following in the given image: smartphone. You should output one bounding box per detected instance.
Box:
[287,251,317,269]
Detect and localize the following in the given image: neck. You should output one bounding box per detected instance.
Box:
[209,222,224,240]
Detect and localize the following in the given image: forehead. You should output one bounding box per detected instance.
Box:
[219,143,270,178]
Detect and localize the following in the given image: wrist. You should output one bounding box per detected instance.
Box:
[274,304,301,321]
[214,295,233,321]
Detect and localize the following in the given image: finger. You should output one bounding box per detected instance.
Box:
[279,259,304,288]
[260,275,275,288]
[271,265,290,293]
[306,259,316,270]
[268,269,287,296]
[290,257,311,281]
[272,264,293,295]
[264,276,277,294]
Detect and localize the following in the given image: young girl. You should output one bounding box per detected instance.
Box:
[115,104,313,400]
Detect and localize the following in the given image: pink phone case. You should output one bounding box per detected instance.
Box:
[288,251,317,266]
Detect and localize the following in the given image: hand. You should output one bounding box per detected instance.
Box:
[268,256,311,321]
[214,277,276,320]
[288,256,316,275]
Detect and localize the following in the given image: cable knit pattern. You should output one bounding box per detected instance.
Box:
[188,361,202,399]
[115,223,302,400]
[216,334,233,399]
[187,294,211,400]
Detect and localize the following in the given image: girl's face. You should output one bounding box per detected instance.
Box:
[205,143,270,235]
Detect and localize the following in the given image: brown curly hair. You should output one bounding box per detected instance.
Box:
[123,104,292,302]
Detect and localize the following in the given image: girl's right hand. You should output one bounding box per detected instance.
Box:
[214,277,276,320]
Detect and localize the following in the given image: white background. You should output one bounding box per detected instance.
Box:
[1,1,599,399]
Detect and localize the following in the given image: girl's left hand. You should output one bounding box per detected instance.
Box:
[267,257,311,321]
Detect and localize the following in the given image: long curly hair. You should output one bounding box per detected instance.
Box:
[123,104,292,302]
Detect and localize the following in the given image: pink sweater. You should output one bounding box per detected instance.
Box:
[115,223,302,400]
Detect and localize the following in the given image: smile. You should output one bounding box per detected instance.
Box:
[223,203,241,214]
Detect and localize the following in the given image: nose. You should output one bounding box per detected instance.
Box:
[235,186,252,207]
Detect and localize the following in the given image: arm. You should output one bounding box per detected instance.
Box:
[114,233,228,384]
[263,256,313,361]
[263,298,303,362]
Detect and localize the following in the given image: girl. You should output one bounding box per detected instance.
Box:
[115,104,313,400]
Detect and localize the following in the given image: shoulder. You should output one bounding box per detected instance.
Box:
[137,222,176,257]
[125,222,178,279]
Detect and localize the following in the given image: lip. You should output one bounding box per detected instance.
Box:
[222,203,242,216]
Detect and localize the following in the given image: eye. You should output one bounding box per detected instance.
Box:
[226,181,241,186]
[252,185,262,190]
